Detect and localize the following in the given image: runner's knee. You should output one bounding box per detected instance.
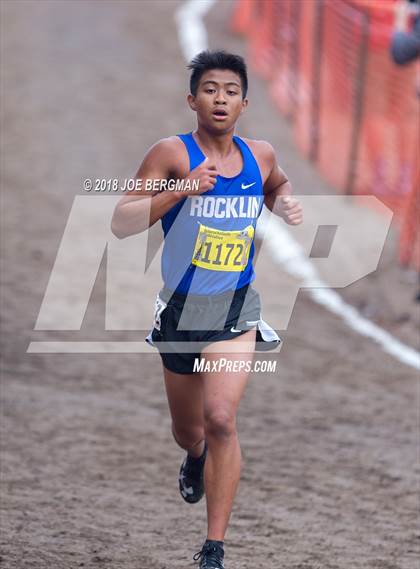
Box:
[171,423,204,450]
[204,409,237,440]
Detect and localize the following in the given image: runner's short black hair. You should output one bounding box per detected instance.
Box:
[188,50,248,99]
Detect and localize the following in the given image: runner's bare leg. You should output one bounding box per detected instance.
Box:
[163,367,205,458]
[200,329,256,541]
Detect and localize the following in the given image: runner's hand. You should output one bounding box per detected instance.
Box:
[279,195,303,225]
[183,157,219,196]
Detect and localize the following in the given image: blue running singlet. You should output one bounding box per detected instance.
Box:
[160,132,264,295]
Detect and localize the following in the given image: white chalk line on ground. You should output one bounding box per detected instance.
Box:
[175,0,216,62]
[175,0,420,371]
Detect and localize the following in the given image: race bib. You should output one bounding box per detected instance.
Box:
[191,223,254,272]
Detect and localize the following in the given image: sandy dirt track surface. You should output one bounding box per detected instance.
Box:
[1,1,419,568]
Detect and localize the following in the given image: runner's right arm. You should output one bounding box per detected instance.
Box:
[111,138,218,239]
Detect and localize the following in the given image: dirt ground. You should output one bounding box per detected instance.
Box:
[1,1,419,568]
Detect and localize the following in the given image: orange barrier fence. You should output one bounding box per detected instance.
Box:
[399,167,420,271]
[231,0,419,270]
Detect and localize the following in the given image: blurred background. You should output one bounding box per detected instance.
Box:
[232,0,419,277]
[1,1,419,568]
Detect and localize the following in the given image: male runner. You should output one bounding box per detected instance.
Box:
[111,51,303,569]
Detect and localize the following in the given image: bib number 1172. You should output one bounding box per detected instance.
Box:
[191,224,254,272]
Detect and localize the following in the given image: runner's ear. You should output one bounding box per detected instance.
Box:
[187,93,197,111]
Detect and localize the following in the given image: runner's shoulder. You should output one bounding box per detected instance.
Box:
[241,138,276,180]
[242,138,276,161]
[150,135,186,154]
[146,136,189,178]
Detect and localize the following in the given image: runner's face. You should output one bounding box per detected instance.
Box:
[188,69,247,131]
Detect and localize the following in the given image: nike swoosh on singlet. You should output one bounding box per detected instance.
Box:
[241,182,256,190]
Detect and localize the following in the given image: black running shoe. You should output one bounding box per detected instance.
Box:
[178,441,207,504]
[193,541,225,569]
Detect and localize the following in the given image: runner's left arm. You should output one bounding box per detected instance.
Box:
[262,143,303,226]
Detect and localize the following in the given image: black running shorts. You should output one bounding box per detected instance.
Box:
[146,285,280,375]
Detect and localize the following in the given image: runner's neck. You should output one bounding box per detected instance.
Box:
[193,128,237,159]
